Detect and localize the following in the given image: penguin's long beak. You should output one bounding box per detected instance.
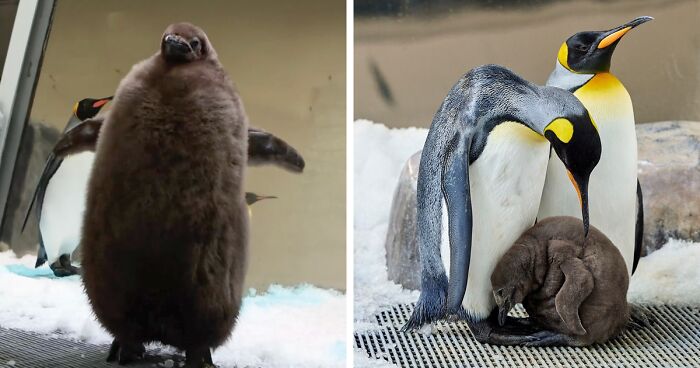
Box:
[597,16,653,49]
[567,170,591,237]
[92,96,113,109]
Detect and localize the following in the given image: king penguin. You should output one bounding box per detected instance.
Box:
[538,16,652,276]
[404,64,602,345]
[22,96,112,277]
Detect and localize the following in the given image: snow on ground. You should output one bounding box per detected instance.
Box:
[353,120,700,367]
[0,252,345,368]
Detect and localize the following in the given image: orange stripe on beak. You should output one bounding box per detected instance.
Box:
[567,170,583,207]
[92,99,110,108]
[598,27,631,49]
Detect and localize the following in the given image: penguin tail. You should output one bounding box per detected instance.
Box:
[35,255,47,269]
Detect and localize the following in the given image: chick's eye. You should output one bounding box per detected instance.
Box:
[190,38,200,49]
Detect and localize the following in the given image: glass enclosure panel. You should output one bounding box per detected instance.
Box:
[355,0,699,127]
[0,0,19,81]
[1,0,346,290]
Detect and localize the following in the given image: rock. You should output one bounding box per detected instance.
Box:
[384,151,421,290]
[384,121,700,289]
[637,121,700,254]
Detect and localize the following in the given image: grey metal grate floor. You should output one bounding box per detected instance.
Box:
[354,304,700,367]
[0,328,185,368]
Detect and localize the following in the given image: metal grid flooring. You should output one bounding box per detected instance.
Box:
[0,328,185,368]
[354,304,700,367]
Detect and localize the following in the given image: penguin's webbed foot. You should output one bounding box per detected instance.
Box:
[185,347,215,368]
[521,330,578,347]
[106,339,145,365]
[468,312,546,346]
[628,304,654,330]
[50,255,81,277]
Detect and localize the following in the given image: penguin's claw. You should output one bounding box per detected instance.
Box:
[521,330,574,347]
[629,304,654,329]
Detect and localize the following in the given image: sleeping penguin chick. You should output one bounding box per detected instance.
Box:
[82,23,248,367]
[491,216,630,347]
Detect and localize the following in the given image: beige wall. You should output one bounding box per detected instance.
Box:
[355,0,699,127]
[22,0,345,290]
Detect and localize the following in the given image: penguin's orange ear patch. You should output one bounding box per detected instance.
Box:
[92,99,109,108]
[545,118,574,143]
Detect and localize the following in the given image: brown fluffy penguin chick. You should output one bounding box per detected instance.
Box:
[81,23,248,367]
[490,216,630,347]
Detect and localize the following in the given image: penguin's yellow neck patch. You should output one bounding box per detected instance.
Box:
[544,118,574,143]
[490,121,545,144]
[72,102,79,116]
[557,42,572,71]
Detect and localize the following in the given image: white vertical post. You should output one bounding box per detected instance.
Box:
[0,0,54,226]
[0,0,39,153]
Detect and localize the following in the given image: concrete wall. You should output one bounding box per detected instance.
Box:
[355,0,699,127]
[3,0,346,290]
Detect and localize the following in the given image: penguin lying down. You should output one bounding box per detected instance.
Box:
[490,216,630,346]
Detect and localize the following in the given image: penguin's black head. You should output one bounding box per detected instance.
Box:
[557,16,652,74]
[73,96,113,121]
[161,23,211,64]
[544,113,602,236]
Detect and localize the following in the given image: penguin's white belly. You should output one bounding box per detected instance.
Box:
[538,73,638,275]
[39,152,94,264]
[440,122,549,319]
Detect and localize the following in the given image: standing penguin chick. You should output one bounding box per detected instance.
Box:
[491,216,630,346]
[82,23,248,367]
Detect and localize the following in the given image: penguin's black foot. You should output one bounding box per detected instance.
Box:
[521,330,578,347]
[50,255,81,277]
[106,339,145,365]
[467,312,545,346]
[185,347,215,368]
[629,304,655,330]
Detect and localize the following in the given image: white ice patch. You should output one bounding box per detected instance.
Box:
[0,252,345,368]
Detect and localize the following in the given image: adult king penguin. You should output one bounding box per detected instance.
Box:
[21,96,112,277]
[538,16,652,276]
[404,65,602,345]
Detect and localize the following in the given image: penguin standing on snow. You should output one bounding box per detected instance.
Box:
[538,16,653,277]
[21,96,112,277]
[404,64,602,345]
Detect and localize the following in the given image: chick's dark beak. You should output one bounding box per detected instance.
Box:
[163,34,192,60]
[493,287,513,327]
[597,16,653,49]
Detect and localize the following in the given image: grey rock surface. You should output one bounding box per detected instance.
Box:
[385,121,700,289]
[637,121,700,254]
[385,151,421,290]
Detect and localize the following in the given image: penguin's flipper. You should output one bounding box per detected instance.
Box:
[21,151,63,233]
[247,127,305,173]
[34,233,48,268]
[444,132,473,315]
[552,246,593,336]
[53,117,104,157]
[632,180,644,274]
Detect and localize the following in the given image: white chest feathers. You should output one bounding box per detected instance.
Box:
[39,151,95,263]
[538,73,638,275]
[440,122,550,319]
